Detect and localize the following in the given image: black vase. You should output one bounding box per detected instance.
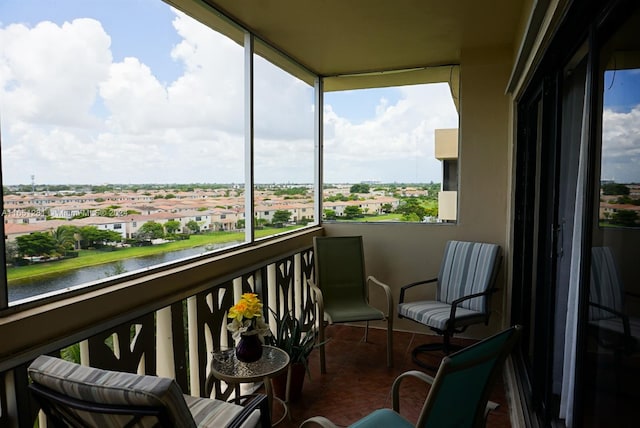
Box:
[235,334,263,363]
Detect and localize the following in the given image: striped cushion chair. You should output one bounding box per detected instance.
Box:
[398,241,501,370]
[28,355,268,428]
[589,246,639,354]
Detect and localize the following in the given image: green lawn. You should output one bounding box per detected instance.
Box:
[7,226,303,282]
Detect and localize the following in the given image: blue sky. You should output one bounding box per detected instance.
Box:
[603,69,640,113]
[602,69,640,183]
[0,0,183,84]
[0,0,458,185]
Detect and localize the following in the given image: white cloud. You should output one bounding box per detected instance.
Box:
[0,18,111,127]
[602,106,640,183]
[323,83,458,183]
[0,7,457,185]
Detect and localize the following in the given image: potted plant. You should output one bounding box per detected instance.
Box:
[266,309,320,402]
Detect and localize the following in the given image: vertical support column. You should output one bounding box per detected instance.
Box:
[267,264,278,316]
[314,77,324,225]
[156,306,174,379]
[79,340,90,366]
[294,253,302,316]
[187,296,199,396]
[244,31,255,243]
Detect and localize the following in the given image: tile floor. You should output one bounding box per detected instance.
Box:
[265,325,512,428]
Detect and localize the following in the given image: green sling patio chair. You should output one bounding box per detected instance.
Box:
[398,240,501,370]
[28,355,269,428]
[311,236,393,374]
[300,325,521,428]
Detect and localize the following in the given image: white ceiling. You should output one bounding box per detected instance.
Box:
[202,0,526,77]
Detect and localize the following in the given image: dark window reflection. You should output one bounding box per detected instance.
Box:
[585,7,640,426]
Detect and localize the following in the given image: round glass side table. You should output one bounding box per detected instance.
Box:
[206,345,290,425]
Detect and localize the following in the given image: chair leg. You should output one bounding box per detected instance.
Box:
[411,331,462,371]
[364,321,369,342]
[319,319,326,374]
[387,318,393,368]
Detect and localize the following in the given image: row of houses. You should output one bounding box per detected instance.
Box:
[3,193,402,243]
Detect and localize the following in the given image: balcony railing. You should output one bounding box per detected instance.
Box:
[0,228,320,428]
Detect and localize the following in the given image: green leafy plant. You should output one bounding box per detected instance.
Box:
[266,309,321,377]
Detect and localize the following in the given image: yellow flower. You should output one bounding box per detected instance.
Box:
[228,293,264,322]
[227,293,271,341]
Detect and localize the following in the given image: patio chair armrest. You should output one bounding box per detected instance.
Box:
[484,400,500,419]
[368,275,394,319]
[589,301,627,320]
[588,301,632,340]
[300,416,340,428]
[227,393,270,428]
[399,278,438,304]
[448,288,497,325]
[308,278,325,321]
[627,291,640,301]
[391,370,435,413]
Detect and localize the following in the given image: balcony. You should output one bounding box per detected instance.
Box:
[0,227,514,427]
[3,0,638,426]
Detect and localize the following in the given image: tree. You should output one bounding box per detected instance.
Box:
[272,210,292,225]
[343,205,363,219]
[78,226,102,248]
[323,209,337,220]
[274,187,308,196]
[611,209,638,227]
[186,220,200,234]
[395,198,427,220]
[16,232,57,257]
[136,221,165,240]
[602,182,630,196]
[381,203,393,213]
[78,226,122,248]
[5,241,19,262]
[52,226,77,252]
[401,212,421,222]
[164,220,181,235]
[350,183,370,193]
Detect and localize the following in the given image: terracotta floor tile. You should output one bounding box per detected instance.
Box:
[259,325,511,428]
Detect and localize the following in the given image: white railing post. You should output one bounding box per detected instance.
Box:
[79,340,89,366]
[294,253,302,315]
[187,296,199,396]
[156,306,174,379]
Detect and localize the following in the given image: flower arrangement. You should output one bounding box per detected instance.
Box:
[227,293,271,343]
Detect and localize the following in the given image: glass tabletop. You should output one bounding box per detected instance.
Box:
[211,345,290,383]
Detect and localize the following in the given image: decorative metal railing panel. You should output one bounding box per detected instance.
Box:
[88,313,156,375]
[2,245,315,427]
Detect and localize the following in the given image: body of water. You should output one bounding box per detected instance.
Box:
[8,242,239,303]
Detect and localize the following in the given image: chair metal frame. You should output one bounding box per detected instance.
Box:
[398,240,502,370]
[28,359,270,428]
[311,236,393,374]
[301,325,522,428]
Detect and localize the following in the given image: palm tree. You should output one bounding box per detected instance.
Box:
[51,225,78,254]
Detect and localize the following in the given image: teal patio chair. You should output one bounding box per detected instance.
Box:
[301,325,521,428]
[398,240,501,370]
[311,236,393,374]
[28,355,269,428]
